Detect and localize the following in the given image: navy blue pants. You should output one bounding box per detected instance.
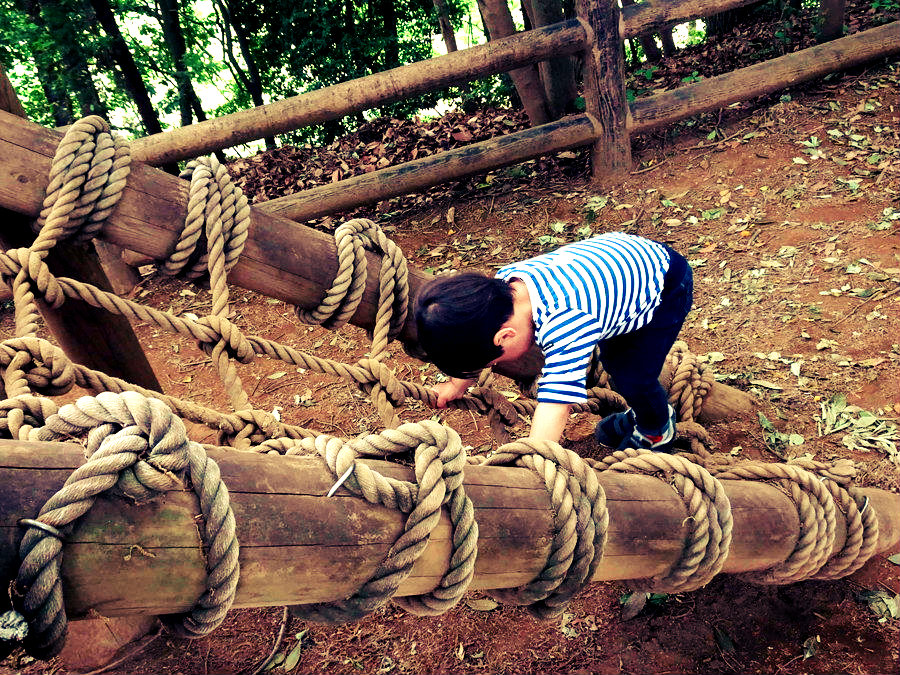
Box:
[597,246,693,431]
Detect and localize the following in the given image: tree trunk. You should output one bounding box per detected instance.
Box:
[433,0,459,53]
[87,0,164,137]
[818,0,845,41]
[476,0,551,125]
[157,0,198,127]
[376,0,401,70]
[16,0,74,126]
[213,0,276,150]
[523,0,577,117]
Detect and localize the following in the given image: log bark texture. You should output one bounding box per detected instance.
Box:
[0,110,753,422]
[630,21,900,133]
[1,438,897,617]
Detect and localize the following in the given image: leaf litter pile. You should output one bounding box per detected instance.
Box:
[2,6,900,675]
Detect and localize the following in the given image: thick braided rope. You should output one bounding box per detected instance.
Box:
[712,461,837,584]
[479,439,608,619]
[286,421,477,621]
[11,391,239,659]
[664,342,716,423]
[768,457,878,580]
[163,156,250,284]
[5,116,128,340]
[588,449,732,593]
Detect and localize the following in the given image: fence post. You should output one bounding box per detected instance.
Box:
[577,0,632,182]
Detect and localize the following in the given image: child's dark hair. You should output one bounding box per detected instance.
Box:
[414,272,514,379]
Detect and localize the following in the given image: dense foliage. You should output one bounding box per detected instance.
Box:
[0,0,469,143]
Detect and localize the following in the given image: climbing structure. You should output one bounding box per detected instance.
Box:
[0,118,898,665]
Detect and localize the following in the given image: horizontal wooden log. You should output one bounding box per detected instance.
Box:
[1,438,897,617]
[630,22,900,133]
[621,0,762,39]
[130,21,589,167]
[0,110,752,422]
[256,114,600,222]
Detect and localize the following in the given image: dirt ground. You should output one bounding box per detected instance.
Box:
[2,51,899,675]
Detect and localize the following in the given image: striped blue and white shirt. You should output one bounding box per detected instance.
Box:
[496,233,670,404]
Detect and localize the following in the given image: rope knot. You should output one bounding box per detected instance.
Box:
[356,357,406,406]
[15,391,239,658]
[0,338,75,398]
[0,395,59,441]
[290,420,477,621]
[223,408,284,449]
[195,316,255,364]
[5,248,64,308]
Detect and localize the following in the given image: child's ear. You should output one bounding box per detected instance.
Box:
[493,326,515,347]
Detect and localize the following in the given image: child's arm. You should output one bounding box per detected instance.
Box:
[433,377,475,408]
[529,402,571,443]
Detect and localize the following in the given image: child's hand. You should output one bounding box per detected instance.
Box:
[433,377,474,408]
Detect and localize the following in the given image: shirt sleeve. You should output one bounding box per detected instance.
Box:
[534,308,603,404]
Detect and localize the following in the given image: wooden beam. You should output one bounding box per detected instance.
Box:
[2,438,897,616]
[577,0,632,182]
[256,114,600,222]
[0,110,754,423]
[130,21,588,166]
[630,22,900,133]
[621,0,762,39]
[0,67,161,392]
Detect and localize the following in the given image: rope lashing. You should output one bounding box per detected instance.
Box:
[10,391,239,659]
[712,461,837,584]
[480,439,608,620]
[4,116,129,340]
[588,448,732,593]
[286,420,478,621]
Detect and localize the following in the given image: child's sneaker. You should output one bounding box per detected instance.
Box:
[594,409,636,448]
[621,405,677,453]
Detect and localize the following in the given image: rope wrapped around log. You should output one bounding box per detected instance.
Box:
[8,391,239,658]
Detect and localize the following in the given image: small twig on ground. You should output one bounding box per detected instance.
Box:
[246,606,291,675]
[828,285,900,330]
[630,158,669,175]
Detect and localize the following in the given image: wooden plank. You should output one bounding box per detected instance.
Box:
[631,22,900,134]
[2,438,898,617]
[621,0,763,38]
[130,21,588,166]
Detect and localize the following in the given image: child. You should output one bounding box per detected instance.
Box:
[414,232,693,452]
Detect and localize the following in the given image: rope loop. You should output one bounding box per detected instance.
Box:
[480,439,608,619]
[664,341,715,423]
[295,219,409,343]
[164,155,249,281]
[712,461,837,585]
[289,420,477,621]
[11,391,239,658]
[591,448,732,593]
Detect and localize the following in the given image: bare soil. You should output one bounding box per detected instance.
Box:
[2,48,899,675]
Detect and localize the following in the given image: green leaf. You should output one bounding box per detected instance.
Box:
[887,553,900,565]
[802,635,821,660]
[283,639,304,672]
[465,597,499,611]
[713,626,736,652]
[857,590,900,620]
